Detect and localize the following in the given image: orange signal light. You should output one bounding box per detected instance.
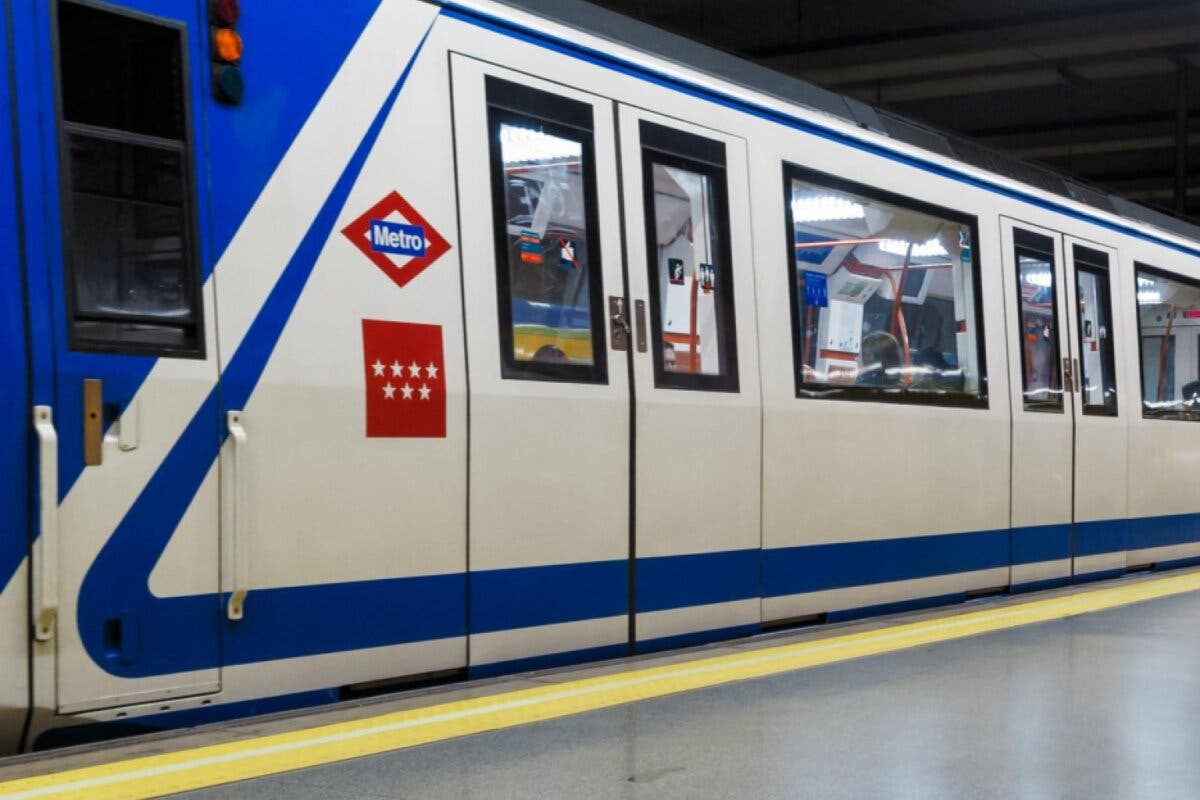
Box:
[213,27,243,63]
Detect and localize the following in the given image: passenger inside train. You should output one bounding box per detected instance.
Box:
[786,168,983,400]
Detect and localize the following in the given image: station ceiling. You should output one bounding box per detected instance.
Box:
[594,0,1200,223]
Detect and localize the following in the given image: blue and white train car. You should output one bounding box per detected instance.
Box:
[4,0,1200,751]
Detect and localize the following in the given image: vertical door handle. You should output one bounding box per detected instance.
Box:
[226,411,249,621]
[1062,357,1074,394]
[32,406,58,641]
[1073,358,1081,393]
[634,299,648,353]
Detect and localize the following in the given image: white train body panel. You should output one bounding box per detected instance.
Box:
[3,0,1200,750]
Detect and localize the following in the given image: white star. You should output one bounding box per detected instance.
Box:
[425,362,439,379]
[401,383,414,400]
[371,359,385,377]
[408,361,422,378]
[382,382,396,399]
[419,384,431,400]
[390,360,403,377]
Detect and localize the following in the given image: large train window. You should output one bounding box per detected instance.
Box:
[485,77,607,384]
[1013,229,1063,411]
[1073,245,1118,416]
[1135,264,1200,420]
[639,122,738,392]
[783,165,986,406]
[55,1,203,356]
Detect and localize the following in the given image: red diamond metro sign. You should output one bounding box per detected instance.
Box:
[342,191,451,289]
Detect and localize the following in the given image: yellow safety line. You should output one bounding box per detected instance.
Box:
[5,570,1200,800]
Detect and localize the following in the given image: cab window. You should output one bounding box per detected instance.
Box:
[784,165,986,405]
[485,77,607,384]
[1135,264,1200,420]
[56,1,202,356]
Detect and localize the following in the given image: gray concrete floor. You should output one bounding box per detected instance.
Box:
[166,590,1200,799]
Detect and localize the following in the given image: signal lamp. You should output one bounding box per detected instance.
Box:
[213,27,243,63]
[212,64,244,105]
[210,0,240,26]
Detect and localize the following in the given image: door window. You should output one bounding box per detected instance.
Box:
[784,165,986,405]
[640,122,738,392]
[485,77,607,384]
[1072,245,1118,416]
[55,1,202,356]
[1013,228,1063,411]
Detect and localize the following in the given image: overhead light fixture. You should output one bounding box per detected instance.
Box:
[500,124,581,165]
[878,238,949,257]
[1137,289,1162,304]
[1137,276,1156,287]
[791,195,865,223]
[1023,269,1053,288]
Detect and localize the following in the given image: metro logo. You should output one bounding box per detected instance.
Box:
[342,191,450,289]
[370,219,426,257]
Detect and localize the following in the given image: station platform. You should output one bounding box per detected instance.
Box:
[5,569,1200,799]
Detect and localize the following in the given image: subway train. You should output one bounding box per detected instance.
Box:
[3,0,1200,753]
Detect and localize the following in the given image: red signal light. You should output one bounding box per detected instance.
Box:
[211,0,240,26]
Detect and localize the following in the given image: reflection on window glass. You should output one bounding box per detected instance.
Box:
[1136,265,1200,420]
[786,169,985,403]
[1073,246,1117,416]
[498,121,595,367]
[1014,230,1062,410]
[650,163,727,377]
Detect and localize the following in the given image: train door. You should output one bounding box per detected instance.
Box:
[450,58,632,670]
[1002,219,1126,585]
[615,108,762,650]
[14,0,222,714]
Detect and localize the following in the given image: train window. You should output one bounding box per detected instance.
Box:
[1013,228,1063,411]
[1134,264,1200,420]
[783,165,986,406]
[1072,245,1118,416]
[485,77,607,383]
[55,1,202,356]
[640,122,738,392]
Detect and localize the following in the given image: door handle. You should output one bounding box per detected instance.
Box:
[634,299,647,353]
[83,378,102,466]
[609,296,630,351]
[32,406,58,641]
[226,410,249,621]
[1062,357,1074,394]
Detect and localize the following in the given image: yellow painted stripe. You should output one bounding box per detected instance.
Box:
[5,570,1200,800]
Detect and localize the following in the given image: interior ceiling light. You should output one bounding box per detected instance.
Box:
[1023,269,1053,288]
[791,195,865,223]
[1137,289,1163,304]
[878,238,949,257]
[500,124,581,165]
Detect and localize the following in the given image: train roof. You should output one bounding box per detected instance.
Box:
[471,0,1200,246]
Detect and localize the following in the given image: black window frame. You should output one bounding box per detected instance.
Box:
[484,76,608,385]
[1133,261,1200,421]
[1012,227,1064,413]
[1071,244,1118,417]
[52,0,205,359]
[639,121,739,393]
[781,162,989,409]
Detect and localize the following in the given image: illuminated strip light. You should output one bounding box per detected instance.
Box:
[792,195,865,223]
[500,125,581,165]
[1138,289,1163,303]
[879,238,949,257]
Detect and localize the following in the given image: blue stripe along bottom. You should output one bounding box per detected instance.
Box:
[75,27,435,679]
[78,509,1200,678]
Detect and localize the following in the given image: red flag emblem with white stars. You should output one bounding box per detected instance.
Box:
[362,320,445,438]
